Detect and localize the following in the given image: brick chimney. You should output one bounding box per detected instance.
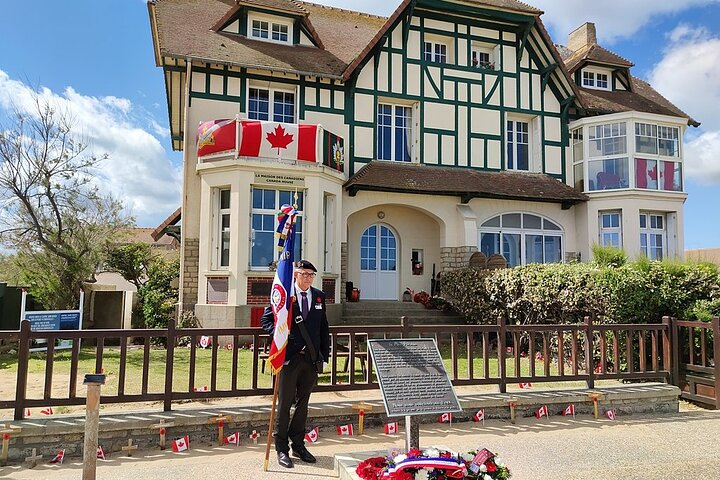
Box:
[568,22,597,53]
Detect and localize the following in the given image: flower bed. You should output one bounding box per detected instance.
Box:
[356,447,510,480]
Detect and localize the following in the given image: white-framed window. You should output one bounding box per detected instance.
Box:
[582,69,610,90]
[640,212,665,260]
[423,41,447,63]
[213,188,231,270]
[377,103,412,162]
[248,87,295,123]
[506,119,529,171]
[636,122,679,157]
[599,211,622,248]
[479,213,563,267]
[471,47,495,69]
[251,188,304,269]
[587,122,629,191]
[572,128,584,191]
[249,15,291,44]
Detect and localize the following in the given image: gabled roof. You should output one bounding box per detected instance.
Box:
[151,207,182,241]
[561,44,634,73]
[344,162,588,207]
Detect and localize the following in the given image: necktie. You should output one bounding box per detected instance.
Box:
[301,291,309,320]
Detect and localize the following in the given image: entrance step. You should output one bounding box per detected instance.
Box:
[338,301,465,325]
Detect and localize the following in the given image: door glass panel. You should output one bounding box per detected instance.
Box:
[380,226,397,271]
[360,225,377,271]
[502,233,521,267]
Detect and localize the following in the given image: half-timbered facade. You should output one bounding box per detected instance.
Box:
[148,0,697,325]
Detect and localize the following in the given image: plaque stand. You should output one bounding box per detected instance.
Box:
[404,415,420,451]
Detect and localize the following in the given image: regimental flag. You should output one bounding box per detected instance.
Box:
[384,422,398,435]
[438,413,452,423]
[266,205,298,374]
[606,409,616,420]
[224,432,240,446]
[40,407,53,415]
[563,404,576,417]
[49,449,65,464]
[473,409,485,423]
[199,336,211,349]
[197,119,237,157]
[305,427,319,443]
[519,382,533,389]
[336,424,354,436]
[171,435,190,452]
[238,120,318,162]
[535,405,549,419]
[96,446,106,460]
[321,128,344,172]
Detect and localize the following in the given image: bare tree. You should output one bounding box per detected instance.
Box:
[0,94,132,309]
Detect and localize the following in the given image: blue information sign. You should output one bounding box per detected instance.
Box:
[25,311,81,332]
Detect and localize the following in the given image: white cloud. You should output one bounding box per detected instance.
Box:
[309,0,393,16]
[0,70,181,227]
[648,25,720,184]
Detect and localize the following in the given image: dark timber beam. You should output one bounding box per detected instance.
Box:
[403,0,418,46]
[517,20,534,60]
[540,63,558,92]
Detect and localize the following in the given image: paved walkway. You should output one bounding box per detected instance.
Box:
[3,405,719,480]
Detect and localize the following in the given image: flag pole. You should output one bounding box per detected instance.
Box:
[263,369,281,471]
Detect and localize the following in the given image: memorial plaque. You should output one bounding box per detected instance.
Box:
[368,338,462,417]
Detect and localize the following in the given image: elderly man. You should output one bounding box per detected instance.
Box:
[261,260,330,468]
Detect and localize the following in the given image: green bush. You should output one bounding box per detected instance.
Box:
[591,244,627,267]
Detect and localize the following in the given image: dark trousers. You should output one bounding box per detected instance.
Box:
[274,354,318,453]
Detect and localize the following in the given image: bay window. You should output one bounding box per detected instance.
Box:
[251,188,303,269]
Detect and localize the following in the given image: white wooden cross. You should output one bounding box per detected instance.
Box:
[122,439,139,457]
[24,448,42,468]
[150,419,175,450]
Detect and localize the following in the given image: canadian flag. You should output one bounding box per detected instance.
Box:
[336,424,354,436]
[238,120,318,162]
[519,382,533,389]
[606,410,616,420]
[199,336,211,349]
[224,432,240,446]
[535,405,549,419]
[563,404,576,417]
[473,409,485,423]
[305,427,319,443]
[49,449,65,464]
[193,385,209,392]
[96,446,106,460]
[24,408,31,417]
[384,422,398,435]
[171,435,190,452]
[438,413,452,423]
[535,351,544,361]
[636,158,672,190]
[40,407,54,415]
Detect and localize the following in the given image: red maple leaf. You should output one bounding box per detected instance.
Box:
[648,165,657,181]
[266,124,294,154]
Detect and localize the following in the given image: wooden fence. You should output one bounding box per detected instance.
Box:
[671,318,720,408]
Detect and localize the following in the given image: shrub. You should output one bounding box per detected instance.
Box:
[591,244,627,267]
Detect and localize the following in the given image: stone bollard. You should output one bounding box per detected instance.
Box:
[82,373,106,480]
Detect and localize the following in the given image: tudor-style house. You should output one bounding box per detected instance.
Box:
[148,0,697,326]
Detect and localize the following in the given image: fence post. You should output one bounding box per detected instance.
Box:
[713,317,720,410]
[14,320,31,421]
[498,316,506,393]
[401,316,410,337]
[661,316,672,384]
[163,317,176,412]
[585,315,595,389]
[670,317,680,388]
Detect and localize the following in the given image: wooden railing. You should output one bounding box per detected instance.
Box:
[0,315,697,420]
[671,318,720,408]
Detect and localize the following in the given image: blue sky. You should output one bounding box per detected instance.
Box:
[1,0,718,249]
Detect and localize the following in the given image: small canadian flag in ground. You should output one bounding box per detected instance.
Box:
[519,382,533,389]
[96,446,106,460]
[193,386,209,392]
[336,424,353,436]
[563,404,576,417]
[473,409,485,423]
[24,408,31,417]
[438,413,452,423]
[384,422,398,435]
[49,449,65,464]
[224,432,240,446]
[606,409,616,420]
[535,405,549,419]
[305,427,319,443]
[40,407,53,415]
[171,435,190,452]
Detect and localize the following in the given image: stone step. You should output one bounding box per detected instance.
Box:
[343,300,426,311]
[335,314,464,326]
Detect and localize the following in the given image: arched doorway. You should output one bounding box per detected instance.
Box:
[359,224,398,300]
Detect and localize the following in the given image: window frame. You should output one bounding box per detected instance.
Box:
[213,188,231,270]
[247,85,297,123]
[581,68,611,91]
[478,213,564,267]
[506,118,530,171]
[639,212,666,260]
[423,40,448,64]
[247,13,292,44]
[598,211,622,248]
[377,103,413,162]
[250,188,304,270]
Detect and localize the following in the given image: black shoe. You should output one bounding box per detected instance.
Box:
[292,445,317,463]
[277,451,294,468]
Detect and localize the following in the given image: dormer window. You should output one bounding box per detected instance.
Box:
[582,68,610,90]
[248,13,292,44]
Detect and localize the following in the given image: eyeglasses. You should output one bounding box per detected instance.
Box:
[297,272,316,278]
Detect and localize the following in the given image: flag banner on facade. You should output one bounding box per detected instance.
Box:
[535,405,549,419]
[336,424,354,436]
[473,409,485,423]
[606,410,616,420]
[321,128,344,172]
[384,422,398,435]
[266,204,298,374]
[238,120,318,162]
[305,427,319,443]
[224,432,240,446]
[438,413,452,423]
[49,449,65,464]
[171,436,190,452]
[197,119,237,157]
[563,404,576,417]
[40,407,53,415]
[519,382,532,389]
[97,446,106,460]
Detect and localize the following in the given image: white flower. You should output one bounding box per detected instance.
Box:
[424,448,440,458]
[483,475,493,480]
[461,453,475,462]
[479,464,487,472]
[495,456,504,467]
[394,454,407,464]
[414,470,429,480]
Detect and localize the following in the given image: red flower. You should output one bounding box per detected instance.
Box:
[355,456,387,480]
[407,448,422,458]
[316,296,322,303]
[395,472,414,480]
[439,451,452,458]
[485,460,497,473]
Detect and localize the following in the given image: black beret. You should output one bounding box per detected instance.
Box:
[295,260,317,272]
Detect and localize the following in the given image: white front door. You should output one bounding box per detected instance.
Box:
[359,224,398,300]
